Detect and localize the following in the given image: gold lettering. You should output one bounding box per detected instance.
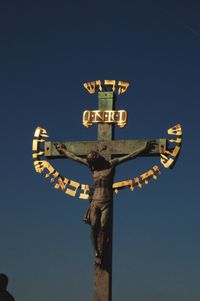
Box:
[49,171,59,183]
[34,127,49,138]
[113,180,134,193]
[113,165,161,193]
[32,139,45,152]
[118,81,129,95]
[34,160,45,173]
[153,165,161,177]
[44,164,56,178]
[66,180,80,197]
[82,110,92,128]
[34,160,54,175]
[83,81,96,94]
[168,124,182,136]
[129,181,134,191]
[82,110,127,127]
[94,111,104,122]
[107,111,115,122]
[160,154,174,169]
[54,176,69,191]
[134,177,142,188]
[165,145,180,157]
[32,151,44,158]
[169,138,182,143]
[140,170,154,184]
[104,80,116,92]
[139,166,160,184]
[95,80,102,92]
[79,184,90,199]
[117,110,128,128]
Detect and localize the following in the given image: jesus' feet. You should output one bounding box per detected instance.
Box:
[95,256,102,265]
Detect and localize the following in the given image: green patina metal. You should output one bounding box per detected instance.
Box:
[97,92,114,142]
[45,139,166,157]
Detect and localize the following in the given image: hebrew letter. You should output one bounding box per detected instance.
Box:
[104,80,116,92]
[165,146,180,157]
[65,180,80,197]
[79,184,90,199]
[32,151,44,159]
[54,176,69,191]
[34,160,54,175]
[168,124,182,136]
[134,177,142,188]
[83,81,96,94]
[160,154,174,168]
[96,80,102,91]
[140,170,154,184]
[32,139,45,152]
[34,127,49,138]
[118,81,129,95]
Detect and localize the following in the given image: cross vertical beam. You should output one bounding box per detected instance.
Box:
[94,92,115,301]
[98,92,115,142]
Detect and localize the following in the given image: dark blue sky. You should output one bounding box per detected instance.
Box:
[0,0,200,300]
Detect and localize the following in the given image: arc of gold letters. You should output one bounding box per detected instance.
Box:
[32,124,182,200]
[83,80,129,95]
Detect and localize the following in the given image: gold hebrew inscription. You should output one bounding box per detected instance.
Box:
[169,138,182,143]
[160,155,174,169]
[140,166,161,184]
[49,171,60,183]
[113,165,161,193]
[118,81,129,95]
[34,127,49,138]
[32,139,45,152]
[168,124,182,136]
[32,151,44,159]
[34,160,53,174]
[113,180,134,193]
[83,81,96,94]
[66,180,80,196]
[79,184,90,199]
[83,80,130,94]
[160,124,182,169]
[54,176,69,191]
[104,80,116,92]
[165,145,180,157]
[95,80,102,92]
[32,123,182,198]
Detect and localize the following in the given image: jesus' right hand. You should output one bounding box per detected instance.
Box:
[55,143,66,153]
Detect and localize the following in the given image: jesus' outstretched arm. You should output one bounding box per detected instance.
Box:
[110,141,151,167]
[55,143,88,166]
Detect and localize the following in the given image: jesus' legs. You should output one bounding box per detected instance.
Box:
[89,202,111,265]
[89,204,101,259]
[99,205,110,257]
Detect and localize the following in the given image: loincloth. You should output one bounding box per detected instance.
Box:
[83,200,111,224]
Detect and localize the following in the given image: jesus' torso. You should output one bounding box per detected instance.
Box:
[92,167,115,205]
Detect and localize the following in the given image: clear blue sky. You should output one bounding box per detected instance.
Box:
[0,0,199,300]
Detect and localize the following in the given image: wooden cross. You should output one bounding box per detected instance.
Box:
[43,90,167,301]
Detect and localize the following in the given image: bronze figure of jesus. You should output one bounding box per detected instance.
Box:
[56,142,149,265]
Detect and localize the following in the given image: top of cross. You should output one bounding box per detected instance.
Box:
[83,80,129,95]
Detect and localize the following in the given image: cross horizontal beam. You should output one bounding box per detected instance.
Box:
[44,139,167,158]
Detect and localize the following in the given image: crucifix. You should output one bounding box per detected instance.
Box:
[32,80,182,301]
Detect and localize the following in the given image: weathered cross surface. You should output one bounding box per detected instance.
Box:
[44,90,166,301]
